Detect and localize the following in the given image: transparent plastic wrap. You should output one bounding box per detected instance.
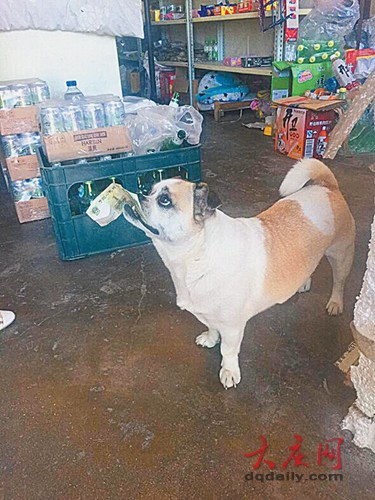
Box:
[125,105,203,156]
[0,78,51,223]
[0,0,144,38]
[345,17,375,50]
[298,0,360,51]
[38,94,132,163]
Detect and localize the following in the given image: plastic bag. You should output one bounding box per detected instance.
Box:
[0,0,144,38]
[345,17,375,49]
[299,0,360,48]
[125,105,203,156]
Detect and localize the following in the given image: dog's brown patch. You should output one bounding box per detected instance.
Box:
[257,199,332,303]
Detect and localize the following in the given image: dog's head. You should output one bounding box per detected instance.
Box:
[124,179,221,243]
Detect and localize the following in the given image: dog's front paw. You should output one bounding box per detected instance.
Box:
[219,367,241,389]
[326,299,343,316]
[195,330,220,348]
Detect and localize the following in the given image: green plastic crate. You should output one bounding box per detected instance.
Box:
[38,146,202,260]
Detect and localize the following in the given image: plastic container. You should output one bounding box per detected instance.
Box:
[38,145,202,260]
[64,80,84,101]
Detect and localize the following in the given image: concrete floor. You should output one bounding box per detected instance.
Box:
[0,117,374,499]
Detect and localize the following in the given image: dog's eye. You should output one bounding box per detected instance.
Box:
[158,194,172,208]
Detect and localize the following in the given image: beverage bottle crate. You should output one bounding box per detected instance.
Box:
[37,146,202,260]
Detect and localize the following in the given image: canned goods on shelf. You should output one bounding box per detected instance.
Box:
[40,106,65,135]
[82,102,106,129]
[61,104,85,132]
[11,83,33,107]
[11,177,44,202]
[1,135,21,158]
[29,81,50,104]
[0,85,10,109]
[104,100,126,127]
[19,132,41,156]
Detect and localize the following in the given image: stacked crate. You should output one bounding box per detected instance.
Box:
[0,78,50,223]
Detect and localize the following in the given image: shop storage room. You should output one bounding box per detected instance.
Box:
[0,1,374,498]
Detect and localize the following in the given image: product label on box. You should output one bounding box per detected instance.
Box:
[275,106,336,160]
[297,69,313,83]
[6,155,40,181]
[43,125,132,162]
[275,106,307,160]
[74,131,108,142]
[0,106,39,135]
[14,197,49,224]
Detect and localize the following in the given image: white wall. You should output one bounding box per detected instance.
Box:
[0,30,122,99]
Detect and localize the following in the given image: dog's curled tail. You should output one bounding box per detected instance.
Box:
[279,158,339,197]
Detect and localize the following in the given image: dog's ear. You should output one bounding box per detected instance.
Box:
[194,182,221,220]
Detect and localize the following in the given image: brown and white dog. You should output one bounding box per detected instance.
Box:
[124,159,355,389]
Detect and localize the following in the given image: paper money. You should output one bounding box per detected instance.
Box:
[86,183,142,227]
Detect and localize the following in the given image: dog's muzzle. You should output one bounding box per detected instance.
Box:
[123,204,160,236]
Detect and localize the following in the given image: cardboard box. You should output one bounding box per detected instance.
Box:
[238,1,258,13]
[173,67,189,94]
[271,61,334,100]
[5,155,40,181]
[42,125,132,163]
[275,105,336,160]
[0,106,39,135]
[14,197,50,224]
[241,56,273,68]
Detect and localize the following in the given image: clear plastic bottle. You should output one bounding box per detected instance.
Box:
[207,40,213,62]
[169,92,180,108]
[213,40,218,61]
[64,80,85,101]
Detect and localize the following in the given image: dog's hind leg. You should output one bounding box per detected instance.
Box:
[325,238,355,316]
[196,329,220,348]
[219,325,245,389]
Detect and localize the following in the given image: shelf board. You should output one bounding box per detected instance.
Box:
[158,60,188,68]
[193,12,258,23]
[192,8,311,23]
[151,19,186,26]
[194,61,272,76]
[151,8,311,26]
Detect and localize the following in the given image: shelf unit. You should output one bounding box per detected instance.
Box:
[152,9,311,25]
[150,2,312,103]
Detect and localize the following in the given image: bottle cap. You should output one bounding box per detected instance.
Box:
[66,80,77,86]
[330,54,338,61]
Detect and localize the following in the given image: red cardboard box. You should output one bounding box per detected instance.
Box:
[275,106,336,160]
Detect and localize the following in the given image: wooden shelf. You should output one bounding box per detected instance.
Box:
[194,61,272,76]
[158,61,188,67]
[193,12,258,23]
[151,19,186,26]
[192,8,311,23]
[151,8,311,26]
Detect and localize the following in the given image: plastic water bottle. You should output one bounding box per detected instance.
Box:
[64,80,84,101]
[169,92,180,108]
[330,56,358,90]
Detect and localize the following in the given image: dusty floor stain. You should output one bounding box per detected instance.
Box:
[0,117,374,499]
